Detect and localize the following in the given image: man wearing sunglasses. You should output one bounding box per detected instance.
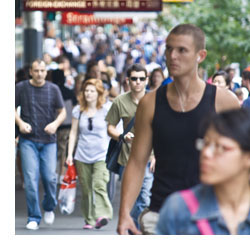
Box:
[105,63,155,231]
[117,24,240,235]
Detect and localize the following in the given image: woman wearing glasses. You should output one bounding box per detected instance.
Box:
[66,78,113,230]
[156,108,250,235]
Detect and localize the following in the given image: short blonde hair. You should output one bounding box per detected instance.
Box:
[106,66,116,79]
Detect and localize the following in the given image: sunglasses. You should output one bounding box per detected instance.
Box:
[130,76,147,82]
[88,117,93,131]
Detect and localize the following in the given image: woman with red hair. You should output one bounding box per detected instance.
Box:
[66,78,113,230]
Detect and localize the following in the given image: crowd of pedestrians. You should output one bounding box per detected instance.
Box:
[15,21,250,235]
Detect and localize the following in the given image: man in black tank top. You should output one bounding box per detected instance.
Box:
[117,24,240,235]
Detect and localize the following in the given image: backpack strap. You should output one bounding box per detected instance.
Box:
[180,189,214,235]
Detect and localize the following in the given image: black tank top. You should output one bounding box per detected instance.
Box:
[150,82,216,212]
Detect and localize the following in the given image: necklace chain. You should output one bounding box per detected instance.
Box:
[173,80,191,113]
[174,82,185,112]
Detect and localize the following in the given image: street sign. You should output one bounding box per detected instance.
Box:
[23,0,162,12]
[61,12,133,25]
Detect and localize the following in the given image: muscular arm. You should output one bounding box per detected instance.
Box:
[117,91,156,235]
[215,87,240,112]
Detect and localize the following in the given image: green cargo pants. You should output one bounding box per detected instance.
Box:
[75,160,113,226]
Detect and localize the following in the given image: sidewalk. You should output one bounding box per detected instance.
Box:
[15,174,121,235]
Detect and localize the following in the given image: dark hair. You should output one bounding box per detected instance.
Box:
[57,55,70,64]
[212,70,230,87]
[126,63,147,78]
[86,60,98,75]
[242,70,250,81]
[30,58,46,68]
[168,23,205,51]
[15,65,31,83]
[148,68,164,88]
[202,108,250,152]
[101,71,112,91]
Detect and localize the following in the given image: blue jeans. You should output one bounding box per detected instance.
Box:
[130,162,154,229]
[19,137,57,224]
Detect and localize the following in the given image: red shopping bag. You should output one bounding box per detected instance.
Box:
[58,164,77,215]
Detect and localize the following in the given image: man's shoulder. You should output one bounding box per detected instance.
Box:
[15,80,28,88]
[215,87,240,112]
[113,91,132,103]
[46,80,60,89]
[139,89,157,108]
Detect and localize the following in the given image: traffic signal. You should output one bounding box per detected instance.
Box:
[47,12,56,21]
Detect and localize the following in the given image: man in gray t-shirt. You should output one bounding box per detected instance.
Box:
[15,59,66,230]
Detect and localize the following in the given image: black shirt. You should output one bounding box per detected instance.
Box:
[150,83,216,212]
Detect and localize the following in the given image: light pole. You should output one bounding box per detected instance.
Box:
[23,11,43,65]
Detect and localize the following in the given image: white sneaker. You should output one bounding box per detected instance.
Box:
[44,211,55,225]
[26,221,39,230]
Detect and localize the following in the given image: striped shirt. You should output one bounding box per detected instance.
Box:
[15,80,64,143]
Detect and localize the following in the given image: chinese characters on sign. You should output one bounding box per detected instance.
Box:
[23,0,162,12]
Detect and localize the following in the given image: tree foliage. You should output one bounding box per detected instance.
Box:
[157,0,250,76]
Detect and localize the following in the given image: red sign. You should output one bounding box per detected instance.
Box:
[163,0,193,2]
[23,0,162,12]
[61,12,133,25]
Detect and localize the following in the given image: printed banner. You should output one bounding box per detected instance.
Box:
[61,12,133,25]
[23,0,162,12]
[162,0,193,2]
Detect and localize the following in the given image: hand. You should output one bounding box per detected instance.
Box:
[117,213,141,235]
[44,122,57,135]
[19,121,32,134]
[124,132,134,144]
[66,155,74,166]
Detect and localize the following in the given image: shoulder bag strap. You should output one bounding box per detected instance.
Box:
[180,189,214,235]
[122,116,135,137]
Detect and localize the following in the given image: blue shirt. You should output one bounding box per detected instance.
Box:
[156,184,250,235]
[243,97,250,108]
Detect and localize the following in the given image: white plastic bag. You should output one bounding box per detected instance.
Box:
[58,164,77,215]
[58,180,76,215]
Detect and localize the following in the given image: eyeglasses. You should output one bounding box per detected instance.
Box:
[88,117,93,131]
[195,138,238,156]
[130,76,147,82]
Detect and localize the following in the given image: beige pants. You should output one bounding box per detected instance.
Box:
[57,128,70,176]
[138,208,159,235]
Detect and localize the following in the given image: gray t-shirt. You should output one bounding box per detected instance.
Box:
[15,80,64,143]
[73,105,110,164]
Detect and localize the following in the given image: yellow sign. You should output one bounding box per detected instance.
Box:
[163,0,193,2]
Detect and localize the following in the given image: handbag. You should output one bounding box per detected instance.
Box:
[58,164,77,215]
[180,189,214,235]
[106,116,135,174]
